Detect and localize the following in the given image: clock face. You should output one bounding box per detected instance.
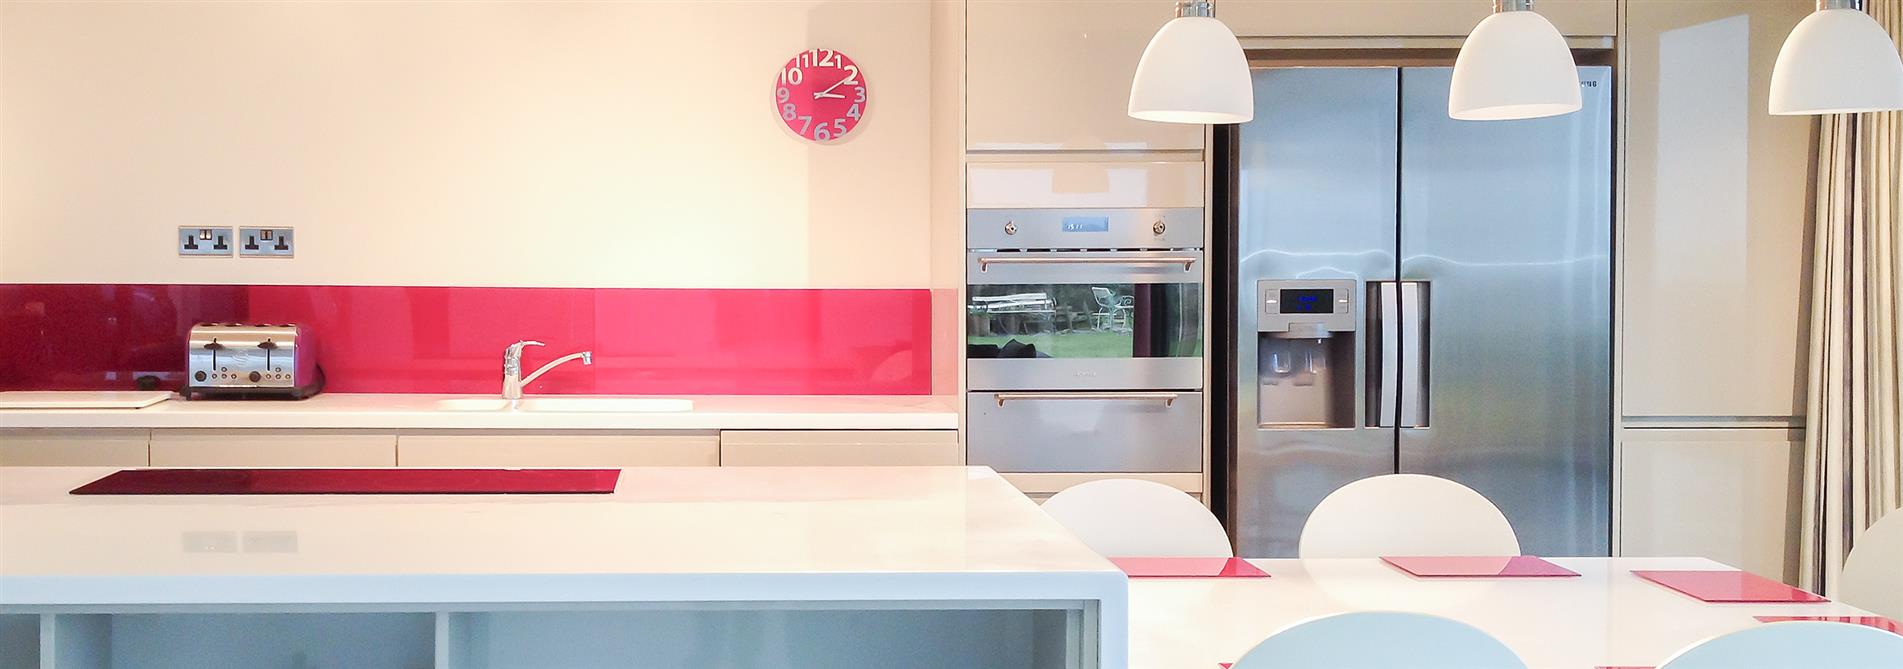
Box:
[774,48,867,143]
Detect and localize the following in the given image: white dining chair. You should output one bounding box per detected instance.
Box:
[1840,511,1903,619]
[1230,611,1526,669]
[1040,478,1232,557]
[1657,620,1903,669]
[1297,473,1520,558]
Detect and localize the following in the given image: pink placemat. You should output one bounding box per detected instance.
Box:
[1632,570,1828,603]
[1381,555,1580,578]
[1756,616,1903,635]
[1108,557,1269,579]
[71,468,621,495]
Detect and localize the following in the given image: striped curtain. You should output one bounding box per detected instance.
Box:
[1801,0,1903,594]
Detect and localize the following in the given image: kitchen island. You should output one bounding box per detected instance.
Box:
[0,466,1125,669]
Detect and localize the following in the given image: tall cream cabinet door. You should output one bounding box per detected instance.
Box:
[1620,428,1804,583]
[966,1,1204,152]
[1620,0,1817,419]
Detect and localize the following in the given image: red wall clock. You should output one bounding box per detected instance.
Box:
[774,48,867,143]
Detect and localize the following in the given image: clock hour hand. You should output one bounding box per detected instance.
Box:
[813,91,846,100]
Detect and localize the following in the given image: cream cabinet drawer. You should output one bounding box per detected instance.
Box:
[966,161,1205,210]
[0,429,150,466]
[1002,472,1205,504]
[719,430,961,467]
[398,431,719,467]
[150,429,396,467]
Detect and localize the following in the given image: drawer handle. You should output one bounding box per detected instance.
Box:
[977,257,1198,271]
[993,392,1179,407]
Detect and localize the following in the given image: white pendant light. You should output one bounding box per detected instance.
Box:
[1128,0,1253,125]
[1449,0,1582,121]
[1770,0,1903,115]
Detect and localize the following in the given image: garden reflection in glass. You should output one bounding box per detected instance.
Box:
[966,283,1202,360]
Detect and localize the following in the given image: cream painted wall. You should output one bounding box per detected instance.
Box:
[0,0,934,289]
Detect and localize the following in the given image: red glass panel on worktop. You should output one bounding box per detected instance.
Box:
[0,284,933,395]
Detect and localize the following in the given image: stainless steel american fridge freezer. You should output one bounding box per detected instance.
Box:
[1227,66,1614,558]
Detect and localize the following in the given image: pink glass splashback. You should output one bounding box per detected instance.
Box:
[0,284,933,395]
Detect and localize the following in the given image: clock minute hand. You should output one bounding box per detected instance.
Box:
[813,75,855,98]
[813,91,846,100]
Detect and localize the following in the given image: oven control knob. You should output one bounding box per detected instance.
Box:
[1153,220,1167,235]
[1003,221,1017,235]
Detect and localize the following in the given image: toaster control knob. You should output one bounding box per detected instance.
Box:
[249,371,262,382]
[194,371,207,382]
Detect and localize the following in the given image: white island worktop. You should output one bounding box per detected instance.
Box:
[0,393,959,430]
[0,466,1125,669]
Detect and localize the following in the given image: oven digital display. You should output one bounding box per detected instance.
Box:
[1060,216,1110,233]
[1279,289,1335,314]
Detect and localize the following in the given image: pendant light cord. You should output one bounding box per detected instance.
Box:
[1176,0,1214,19]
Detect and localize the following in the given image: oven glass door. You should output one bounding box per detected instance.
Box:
[966,250,1203,390]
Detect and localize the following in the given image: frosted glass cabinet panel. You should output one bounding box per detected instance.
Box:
[1620,0,1816,419]
[966,1,1204,152]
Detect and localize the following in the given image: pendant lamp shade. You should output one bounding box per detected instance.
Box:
[1128,12,1253,125]
[1769,5,1903,115]
[1449,6,1582,121]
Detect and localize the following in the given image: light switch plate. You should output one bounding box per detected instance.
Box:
[178,227,233,257]
[238,227,294,258]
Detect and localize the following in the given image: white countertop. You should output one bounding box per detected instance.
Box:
[0,466,1121,612]
[0,393,959,430]
[1130,557,1879,669]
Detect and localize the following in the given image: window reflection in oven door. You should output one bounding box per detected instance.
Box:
[966,250,1204,391]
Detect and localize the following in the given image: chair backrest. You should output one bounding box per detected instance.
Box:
[1231,611,1526,669]
[1040,479,1232,557]
[1841,511,1903,619]
[1091,286,1116,308]
[1298,474,1520,558]
[1657,620,1903,669]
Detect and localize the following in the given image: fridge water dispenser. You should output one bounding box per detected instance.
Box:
[1256,280,1358,428]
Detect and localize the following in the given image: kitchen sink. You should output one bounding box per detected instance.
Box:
[433,397,694,413]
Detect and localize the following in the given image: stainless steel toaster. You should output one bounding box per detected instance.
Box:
[184,323,323,400]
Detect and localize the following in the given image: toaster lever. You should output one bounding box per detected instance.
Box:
[257,340,278,350]
[202,339,223,350]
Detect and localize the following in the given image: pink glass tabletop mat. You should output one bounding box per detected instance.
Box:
[1631,570,1829,603]
[1756,616,1903,635]
[1109,557,1269,579]
[70,468,622,495]
[1380,555,1580,578]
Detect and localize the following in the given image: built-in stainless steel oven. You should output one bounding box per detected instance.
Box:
[965,208,1205,473]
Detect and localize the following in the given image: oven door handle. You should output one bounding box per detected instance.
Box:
[977,257,1199,271]
[993,392,1181,407]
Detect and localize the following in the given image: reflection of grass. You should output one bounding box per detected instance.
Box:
[971,331,1203,358]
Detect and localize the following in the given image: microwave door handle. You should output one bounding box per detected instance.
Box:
[977,257,1199,271]
[1398,282,1428,428]
[1374,282,1400,428]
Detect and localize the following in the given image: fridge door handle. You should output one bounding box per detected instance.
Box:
[1373,281,1400,428]
[1399,281,1428,428]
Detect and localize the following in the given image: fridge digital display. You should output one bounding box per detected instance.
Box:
[1279,289,1334,314]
